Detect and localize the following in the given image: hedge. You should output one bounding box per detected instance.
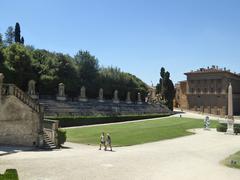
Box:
[0,169,19,180]
[48,113,171,127]
[217,123,240,134]
[57,129,67,147]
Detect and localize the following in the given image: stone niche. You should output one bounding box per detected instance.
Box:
[0,96,41,146]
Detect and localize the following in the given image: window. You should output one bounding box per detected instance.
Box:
[204,88,207,93]
[191,88,194,93]
[210,88,214,93]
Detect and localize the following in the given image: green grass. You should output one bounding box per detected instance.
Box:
[0,169,19,180]
[223,151,240,169]
[65,117,218,147]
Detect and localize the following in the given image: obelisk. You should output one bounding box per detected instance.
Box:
[226,83,234,134]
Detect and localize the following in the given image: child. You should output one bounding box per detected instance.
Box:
[106,133,112,151]
[99,132,106,150]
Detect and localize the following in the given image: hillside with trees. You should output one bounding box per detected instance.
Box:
[0,22,148,101]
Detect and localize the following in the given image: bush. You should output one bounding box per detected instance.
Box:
[0,169,19,180]
[234,125,240,135]
[217,123,227,132]
[57,129,67,147]
[217,123,240,134]
[48,114,170,127]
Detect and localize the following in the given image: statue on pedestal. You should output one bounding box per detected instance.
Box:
[126,92,132,104]
[56,83,66,101]
[28,80,38,99]
[98,88,104,102]
[204,116,210,130]
[79,86,87,102]
[113,90,119,103]
[137,92,142,104]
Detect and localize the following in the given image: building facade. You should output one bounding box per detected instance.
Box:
[176,66,240,116]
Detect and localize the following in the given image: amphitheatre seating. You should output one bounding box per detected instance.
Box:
[39,99,171,116]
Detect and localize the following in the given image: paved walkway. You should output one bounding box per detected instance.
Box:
[1,128,240,180]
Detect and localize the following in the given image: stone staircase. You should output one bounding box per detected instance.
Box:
[1,83,58,149]
[43,130,57,149]
[1,84,41,113]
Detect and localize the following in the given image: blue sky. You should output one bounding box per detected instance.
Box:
[1,0,240,85]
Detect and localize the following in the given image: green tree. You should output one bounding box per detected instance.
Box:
[55,53,78,98]
[162,71,175,110]
[75,50,99,97]
[21,37,24,44]
[156,67,175,110]
[3,43,34,90]
[4,26,14,45]
[14,22,21,43]
[0,33,3,45]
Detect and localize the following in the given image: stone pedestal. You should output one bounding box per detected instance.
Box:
[226,118,234,135]
[56,96,66,101]
[30,95,39,100]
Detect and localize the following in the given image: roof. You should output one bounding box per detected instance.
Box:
[184,65,240,78]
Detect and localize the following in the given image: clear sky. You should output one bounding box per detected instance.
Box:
[1,0,240,85]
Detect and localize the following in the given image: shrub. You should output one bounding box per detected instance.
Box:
[57,129,67,147]
[48,114,170,127]
[217,123,227,132]
[0,169,19,180]
[217,123,240,134]
[234,125,240,135]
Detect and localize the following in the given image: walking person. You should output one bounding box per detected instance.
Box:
[99,132,106,150]
[106,133,112,151]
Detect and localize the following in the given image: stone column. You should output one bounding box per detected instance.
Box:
[226,83,234,134]
[0,73,4,105]
[228,83,233,117]
[137,92,142,104]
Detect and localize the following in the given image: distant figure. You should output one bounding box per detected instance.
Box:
[106,133,112,151]
[99,132,106,150]
[180,114,182,118]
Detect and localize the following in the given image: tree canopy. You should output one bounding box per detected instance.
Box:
[156,67,175,110]
[0,23,149,101]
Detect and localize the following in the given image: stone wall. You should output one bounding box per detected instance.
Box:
[0,96,42,146]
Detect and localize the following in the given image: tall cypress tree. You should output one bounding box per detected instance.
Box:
[21,37,24,44]
[14,22,21,43]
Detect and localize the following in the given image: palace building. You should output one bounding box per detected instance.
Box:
[175,66,240,116]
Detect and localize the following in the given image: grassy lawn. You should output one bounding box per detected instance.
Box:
[65,117,218,147]
[0,169,19,180]
[223,151,240,169]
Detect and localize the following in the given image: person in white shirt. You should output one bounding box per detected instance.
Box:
[99,132,106,150]
[106,133,112,151]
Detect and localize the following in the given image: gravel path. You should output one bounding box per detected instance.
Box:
[0,129,240,180]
